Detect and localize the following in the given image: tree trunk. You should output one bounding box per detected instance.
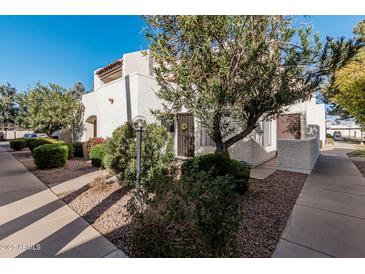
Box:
[212,115,227,154]
[224,124,257,150]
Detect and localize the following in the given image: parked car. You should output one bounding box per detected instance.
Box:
[24,133,38,138]
[36,133,48,138]
[333,131,343,141]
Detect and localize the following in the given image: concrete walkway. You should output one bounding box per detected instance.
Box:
[0,143,126,258]
[273,142,365,258]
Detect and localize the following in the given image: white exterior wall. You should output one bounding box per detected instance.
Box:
[194,117,277,166]
[123,51,153,77]
[285,96,326,144]
[81,51,162,141]
[82,78,127,140]
[277,136,319,174]
[129,73,162,124]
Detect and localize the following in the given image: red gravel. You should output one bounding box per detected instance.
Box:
[59,180,133,256]
[57,169,306,257]
[12,150,97,186]
[237,170,306,257]
[353,161,365,177]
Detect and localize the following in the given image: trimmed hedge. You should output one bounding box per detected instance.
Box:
[65,143,74,159]
[28,138,64,152]
[33,144,69,169]
[89,143,107,167]
[10,140,26,151]
[181,152,250,194]
[72,142,83,157]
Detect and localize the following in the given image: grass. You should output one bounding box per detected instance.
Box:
[347,145,365,157]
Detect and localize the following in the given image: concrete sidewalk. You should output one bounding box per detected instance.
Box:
[273,142,365,258]
[0,142,126,258]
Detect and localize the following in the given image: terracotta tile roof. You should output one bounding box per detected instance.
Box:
[96,58,123,77]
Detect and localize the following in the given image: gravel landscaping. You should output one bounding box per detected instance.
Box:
[58,169,306,257]
[353,161,365,177]
[11,149,97,186]
[237,170,306,257]
[59,180,133,256]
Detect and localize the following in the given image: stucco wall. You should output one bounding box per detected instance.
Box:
[82,78,128,141]
[277,136,319,174]
[82,73,163,141]
[194,117,277,166]
[123,51,153,77]
[129,73,163,124]
[285,96,326,144]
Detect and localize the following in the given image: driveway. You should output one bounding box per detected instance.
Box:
[0,142,126,258]
[273,142,365,257]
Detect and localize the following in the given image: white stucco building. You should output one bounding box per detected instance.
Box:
[81,50,162,141]
[82,50,326,174]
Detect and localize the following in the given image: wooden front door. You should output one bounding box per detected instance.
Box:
[277,113,301,140]
[177,113,194,157]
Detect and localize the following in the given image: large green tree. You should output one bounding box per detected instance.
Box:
[0,83,17,127]
[323,19,365,123]
[65,82,86,142]
[145,16,362,153]
[19,82,84,137]
[325,49,365,129]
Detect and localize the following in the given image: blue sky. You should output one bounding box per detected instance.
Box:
[0,15,364,92]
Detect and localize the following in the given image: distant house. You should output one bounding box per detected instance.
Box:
[82,50,325,174]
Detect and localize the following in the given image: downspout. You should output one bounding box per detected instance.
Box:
[125,75,132,122]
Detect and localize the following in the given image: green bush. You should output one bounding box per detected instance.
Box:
[181,153,250,194]
[89,143,107,167]
[65,143,74,159]
[10,140,26,151]
[27,138,64,152]
[326,133,333,138]
[33,144,68,169]
[129,171,240,257]
[72,141,83,157]
[105,122,174,191]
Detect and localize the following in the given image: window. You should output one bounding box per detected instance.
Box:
[263,120,272,147]
[161,118,175,133]
[200,127,215,147]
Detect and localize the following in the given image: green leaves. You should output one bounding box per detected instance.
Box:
[0,83,17,126]
[145,16,362,152]
[18,82,84,136]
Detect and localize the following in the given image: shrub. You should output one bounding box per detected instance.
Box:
[65,143,74,159]
[105,122,174,191]
[88,137,105,148]
[320,140,323,149]
[33,144,68,169]
[326,133,333,138]
[27,138,64,152]
[89,143,107,167]
[181,153,250,194]
[128,171,240,257]
[72,141,84,157]
[10,140,26,151]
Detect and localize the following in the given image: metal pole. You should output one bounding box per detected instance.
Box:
[136,127,142,190]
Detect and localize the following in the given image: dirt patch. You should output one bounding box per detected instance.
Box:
[237,170,307,257]
[12,150,97,185]
[59,181,133,256]
[353,161,365,177]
